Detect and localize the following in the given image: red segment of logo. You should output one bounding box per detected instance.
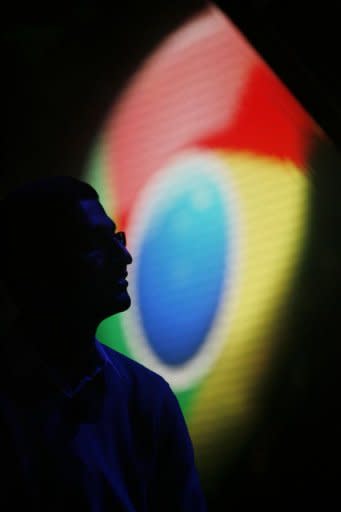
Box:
[198,63,320,169]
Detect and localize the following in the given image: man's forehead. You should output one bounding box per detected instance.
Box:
[78,199,116,231]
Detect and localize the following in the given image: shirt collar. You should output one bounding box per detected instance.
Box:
[2,322,110,399]
[42,338,109,398]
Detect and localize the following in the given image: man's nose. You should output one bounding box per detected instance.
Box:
[116,243,133,265]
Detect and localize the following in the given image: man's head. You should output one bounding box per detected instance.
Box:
[0,176,133,323]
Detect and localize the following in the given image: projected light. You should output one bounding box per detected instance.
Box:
[84,4,321,475]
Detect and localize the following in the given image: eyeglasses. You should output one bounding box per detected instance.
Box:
[114,231,126,247]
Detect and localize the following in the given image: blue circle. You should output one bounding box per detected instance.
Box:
[137,166,229,366]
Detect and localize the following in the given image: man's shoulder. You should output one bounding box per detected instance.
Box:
[99,341,170,394]
[99,342,176,421]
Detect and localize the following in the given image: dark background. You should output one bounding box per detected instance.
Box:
[3,1,341,507]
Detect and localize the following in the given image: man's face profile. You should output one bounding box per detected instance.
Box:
[1,177,134,326]
[73,198,133,319]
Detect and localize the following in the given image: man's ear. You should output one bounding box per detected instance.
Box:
[0,278,19,337]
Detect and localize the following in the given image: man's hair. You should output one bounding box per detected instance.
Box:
[0,175,99,285]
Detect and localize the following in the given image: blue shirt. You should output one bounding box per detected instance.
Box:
[0,333,207,511]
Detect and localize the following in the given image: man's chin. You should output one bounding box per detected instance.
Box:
[108,290,131,315]
[114,296,131,313]
[95,289,131,322]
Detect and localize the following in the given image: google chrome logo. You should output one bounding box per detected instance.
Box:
[84,4,320,476]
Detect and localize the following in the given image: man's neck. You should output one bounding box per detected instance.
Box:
[14,311,99,374]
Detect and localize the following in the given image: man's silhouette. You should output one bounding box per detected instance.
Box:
[0,176,206,511]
